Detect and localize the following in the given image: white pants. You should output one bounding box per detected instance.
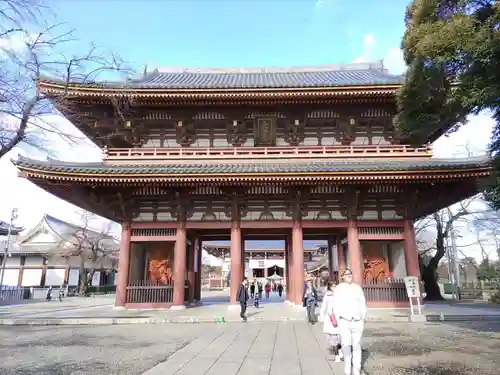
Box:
[338,318,363,375]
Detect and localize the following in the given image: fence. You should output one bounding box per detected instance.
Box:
[125,280,190,304]
[362,279,408,303]
[0,286,27,302]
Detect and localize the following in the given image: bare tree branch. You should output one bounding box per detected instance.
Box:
[57,210,118,295]
[0,0,133,160]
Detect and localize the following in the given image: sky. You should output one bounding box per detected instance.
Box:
[0,0,496,259]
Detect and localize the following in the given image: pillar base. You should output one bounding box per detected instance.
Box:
[113,305,126,310]
[227,304,241,310]
[171,305,187,311]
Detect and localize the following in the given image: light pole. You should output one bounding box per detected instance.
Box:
[0,208,19,297]
[449,221,461,300]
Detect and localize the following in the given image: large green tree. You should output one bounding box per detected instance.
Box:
[396,0,500,201]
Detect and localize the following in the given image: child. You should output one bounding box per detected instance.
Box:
[320,280,343,362]
[254,291,260,308]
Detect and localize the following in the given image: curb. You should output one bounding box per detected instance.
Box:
[1,314,499,326]
[426,314,500,322]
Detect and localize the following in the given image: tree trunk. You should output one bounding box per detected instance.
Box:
[78,258,87,296]
[422,264,444,300]
[422,227,446,301]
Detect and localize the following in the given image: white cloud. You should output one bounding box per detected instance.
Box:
[352,34,376,63]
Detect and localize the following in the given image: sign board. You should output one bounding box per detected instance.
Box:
[403,276,420,298]
[404,276,422,316]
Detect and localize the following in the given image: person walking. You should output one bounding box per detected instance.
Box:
[277,283,283,297]
[265,283,271,300]
[303,279,318,324]
[236,277,249,322]
[333,269,366,375]
[320,280,343,362]
[250,281,255,299]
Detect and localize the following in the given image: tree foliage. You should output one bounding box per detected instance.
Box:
[396,0,500,204]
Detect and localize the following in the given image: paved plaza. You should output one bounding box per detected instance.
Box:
[0,320,498,375]
[2,292,500,325]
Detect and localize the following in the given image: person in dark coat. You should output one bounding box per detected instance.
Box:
[236,277,249,321]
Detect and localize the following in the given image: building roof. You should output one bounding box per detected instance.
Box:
[13,214,118,256]
[0,220,23,236]
[40,62,403,90]
[12,155,491,178]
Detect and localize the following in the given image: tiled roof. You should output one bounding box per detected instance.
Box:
[0,221,23,236]
[13,155,491,175]
[43,62,404,90]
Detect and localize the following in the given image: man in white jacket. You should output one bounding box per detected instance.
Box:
[332,269,366,375]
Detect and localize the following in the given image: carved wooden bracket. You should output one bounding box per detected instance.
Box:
[88,188,140,221]
[340,186,365,219]
[284,118,304,146]
[226,120,248,147]
[334,118,356,145]
[395,185,420,218]
[285,187,309,220]
[176,120,196,147]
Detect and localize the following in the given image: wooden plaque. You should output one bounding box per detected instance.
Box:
[254,117,276,146]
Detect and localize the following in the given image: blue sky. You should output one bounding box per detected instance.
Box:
[2,0,496,258]
[51,0,407,70]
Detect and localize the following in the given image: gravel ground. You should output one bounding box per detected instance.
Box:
[0,321,499,375]
[358,321,500,375]
[0,324,210,375]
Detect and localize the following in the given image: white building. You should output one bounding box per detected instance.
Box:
[0,214,118,288]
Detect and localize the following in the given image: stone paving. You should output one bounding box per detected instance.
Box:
[0,321,499,375]
[1,292,500,325]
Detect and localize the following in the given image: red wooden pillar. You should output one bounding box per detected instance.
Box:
[403,220,420,278]
[337,236,346,271]
[115,221,131,307]
[284,236,289,302]
[327,236,334,281]
[195,238,202,301]
[347,220,363,285]
[292,219,304,305]
[187,237,196,303]
[229,215,242,305]
[172,219,187,309]
[287,234,294,304]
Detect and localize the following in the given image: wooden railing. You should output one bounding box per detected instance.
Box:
[125,280,189,304]
[104,144,433,161]
[362,280,408,302]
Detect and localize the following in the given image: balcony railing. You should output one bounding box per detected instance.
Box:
[104,144,433,161]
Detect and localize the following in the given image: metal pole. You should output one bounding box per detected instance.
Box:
[0,208,18,298]
[450,221,461,300]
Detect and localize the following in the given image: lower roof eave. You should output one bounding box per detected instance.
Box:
[18,170,492,185]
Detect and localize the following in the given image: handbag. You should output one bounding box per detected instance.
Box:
[329,313,338,327]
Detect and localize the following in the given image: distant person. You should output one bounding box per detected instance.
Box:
[250,282,255,299]
[333,269,366,375]
[303,279,318,324]
[257,282,263,299]
[277,283,283,297]
[320,280,343,362]
[46,286,53,301]
[236,277,249,322]
[265,283,271,300]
